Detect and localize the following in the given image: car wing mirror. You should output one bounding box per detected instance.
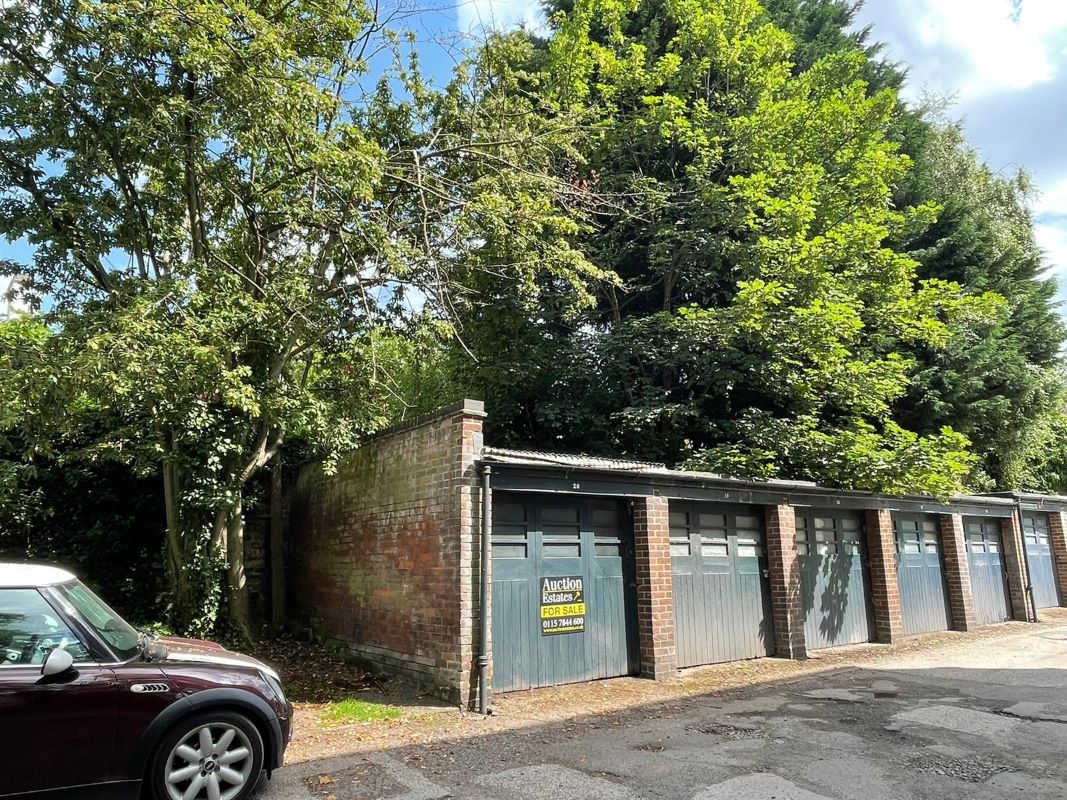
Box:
[41,648,74,678]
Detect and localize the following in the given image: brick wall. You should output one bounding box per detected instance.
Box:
[938,514,977,631]
[287,400,485,706]
[865,509,904,643]
[242,508,271,621]
[1049,511,1067,606]
[765,504,806,659]
[1001,513,1033,622]
[633,496,675,679]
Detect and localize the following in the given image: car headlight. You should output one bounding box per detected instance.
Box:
[261,670,287,705]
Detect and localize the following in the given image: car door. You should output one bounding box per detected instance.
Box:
[0,587,120,796]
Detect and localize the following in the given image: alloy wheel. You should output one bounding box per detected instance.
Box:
[164,722,254,800]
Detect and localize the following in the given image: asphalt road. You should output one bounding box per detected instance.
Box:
[264,622,1067,799]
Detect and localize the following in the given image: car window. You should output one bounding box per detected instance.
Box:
[0,589,90,666]
[53,581,140,660]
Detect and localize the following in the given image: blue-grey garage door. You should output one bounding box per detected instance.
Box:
[491,495,638,692]
[669,503,774,668]
[1022,513,1061,610]
[893,513,952,635]
[964,517,1012,626]
[796,509,873,650]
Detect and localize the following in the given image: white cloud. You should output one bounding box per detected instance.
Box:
[862,0,1067,101]
[1034,176,1067,219]
[455,0,542,34]
[1036,222,1067,267]
[857,1,1067,315]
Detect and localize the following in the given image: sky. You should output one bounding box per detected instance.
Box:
[852,0,1067,309]
[5,0,1067,313]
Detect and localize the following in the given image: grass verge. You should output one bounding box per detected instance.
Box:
[320,697,404,727]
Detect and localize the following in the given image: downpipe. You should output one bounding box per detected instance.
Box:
[478,465,492,714]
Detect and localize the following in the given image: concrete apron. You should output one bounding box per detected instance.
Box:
[267,620,1067,800]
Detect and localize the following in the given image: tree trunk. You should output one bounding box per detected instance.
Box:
[162,435,198,631]
[222,492,254,642]
[269,453,286,633]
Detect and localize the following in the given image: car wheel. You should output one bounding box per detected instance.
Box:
[149,711,264,800]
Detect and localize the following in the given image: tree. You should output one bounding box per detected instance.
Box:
[459,0,997,494]
[0,0,601,636]
[892,120,1066,489]
[757,0,1067,490]
[759,0,902,90]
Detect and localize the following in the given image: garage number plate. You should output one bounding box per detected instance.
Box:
[540,576,586,635]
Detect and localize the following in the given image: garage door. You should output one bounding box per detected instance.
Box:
[964,517,1012,626]
[491,495,638,692]
[1022,513,1061,609]
[893,514,952,635]
[796,509,873,650]
[669,503,774,668]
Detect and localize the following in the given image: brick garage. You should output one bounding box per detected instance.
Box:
[284,400,1067,708]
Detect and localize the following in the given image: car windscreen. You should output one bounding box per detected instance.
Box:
[53,580,140,661]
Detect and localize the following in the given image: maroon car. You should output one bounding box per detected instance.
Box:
[0,563,291,799]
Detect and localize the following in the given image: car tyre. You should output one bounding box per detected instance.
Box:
[149,710,264,800]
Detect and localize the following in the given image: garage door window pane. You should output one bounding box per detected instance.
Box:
[670,537,691,556]
[593,506,624,558]
[736,516,763,557]
[796,518,810,555]
[493,502,529,559]
[698,515,728,557]
[921,520,939,552]
[544,543,580,557]
[542,507,580,558]
[493,544,527,558]
[669,510,691,556]
[902,531,921,554]
[698,513,727,529]
[701,536,728,557]
[736,535,762,558]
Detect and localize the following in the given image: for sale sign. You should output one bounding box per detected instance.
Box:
[540,576,586,636]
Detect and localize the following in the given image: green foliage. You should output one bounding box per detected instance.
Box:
[0,0,601,635]
[685,415,976,497]
[461,0,995,494]
[0,318,167,620]
[1001,406,1067,495]
[0,446,167,623]
[759,0,902,90]
[759,0,1067,490]
[892,119,1067,489]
